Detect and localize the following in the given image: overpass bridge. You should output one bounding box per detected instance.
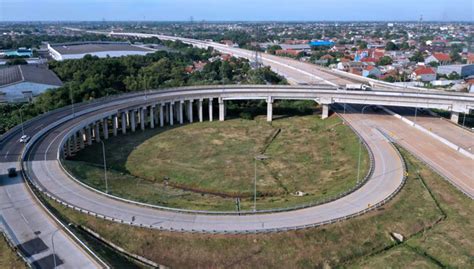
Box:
[107,31,473,123]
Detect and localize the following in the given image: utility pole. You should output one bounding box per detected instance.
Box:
[100,140,108,194]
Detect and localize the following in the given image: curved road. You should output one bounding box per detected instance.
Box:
[21,86,405,233]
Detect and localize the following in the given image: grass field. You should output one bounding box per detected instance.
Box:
[47,148,474,268]
[0,234,26,269]
[66,115,369,211]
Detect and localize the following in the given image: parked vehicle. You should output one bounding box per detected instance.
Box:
[345,83,372,91]
[19,135,30,143]
[7,167,17,177]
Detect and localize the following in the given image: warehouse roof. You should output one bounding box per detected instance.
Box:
[50,41,151,55]
[0,65,63,88]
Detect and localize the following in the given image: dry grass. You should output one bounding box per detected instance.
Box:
[0,234,26,269]
[51,149,448,268]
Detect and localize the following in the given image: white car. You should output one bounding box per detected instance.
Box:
[19,135,30,143]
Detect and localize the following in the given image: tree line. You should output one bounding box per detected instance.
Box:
[0,42,286,134]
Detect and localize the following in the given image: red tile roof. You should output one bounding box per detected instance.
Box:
[414,67,435,75]
[432,53,451,62]
[361,57,377,63]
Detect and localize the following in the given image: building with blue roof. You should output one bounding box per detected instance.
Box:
[309,40,335,47]
[5,48,33,58]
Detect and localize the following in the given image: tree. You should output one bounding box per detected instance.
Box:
[266,45,282,55]
[450,50,462,63]
[409,51,425,63]
[377,56,393,66]
[6,58,28,65]
[428,61,439,68]
[385,41,399,51]
[447,72,461,80]
[400,42,410,50]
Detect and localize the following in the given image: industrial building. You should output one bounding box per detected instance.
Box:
[437,64,474,78]
[0,65,62,103]
[47,41,154,61]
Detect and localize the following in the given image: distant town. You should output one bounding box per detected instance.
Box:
[1,21,472,103]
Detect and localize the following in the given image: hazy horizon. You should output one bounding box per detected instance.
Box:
[0,0,472,22]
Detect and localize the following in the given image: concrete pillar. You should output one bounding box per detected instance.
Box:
[450,111,460,123]
[150,105,155,128]
[160,104,164,127]
[131,110,136,132]
[179,101,184,124]
[169,102,174,126]
[86,126,93,146]
[72,133,78,152]
[267,97,273,122]
[79,129,85,149]
[198,99,203,122]
[188,100,193,123]
[321,104,330,119]
[165,103,169,123]
[113,114,118,137]
[209,98,213,122]
[103,118,109,140]
[121,112,127,134]
[95,122,101,142]
[66,137,72,157]
[140,108,145,131]
[218,98,225,121]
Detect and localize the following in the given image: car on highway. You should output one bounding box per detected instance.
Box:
[7,167,17,177]
[19,135,30,143]
[345,83,372,91]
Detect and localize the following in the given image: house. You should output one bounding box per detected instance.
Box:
[0,65,63,102]
[411,67,436,82]
[362,65,382,78]
[184,61,207,73]
[424,53,451,65]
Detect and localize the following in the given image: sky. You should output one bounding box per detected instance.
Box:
[0,0,473,22]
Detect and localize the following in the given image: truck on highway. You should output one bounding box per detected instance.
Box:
[345,83,372,91]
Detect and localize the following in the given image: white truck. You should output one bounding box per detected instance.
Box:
[345,83,372,91]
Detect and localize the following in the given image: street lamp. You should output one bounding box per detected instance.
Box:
[100,140,108,194]
[70,87,75,118]
[254,154,269,212]
[51,229,60,268]
[19,106,25,136]
[357,105,371,183]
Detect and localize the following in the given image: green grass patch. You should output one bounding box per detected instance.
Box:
[44,148,462,268]
[66,115,369,211]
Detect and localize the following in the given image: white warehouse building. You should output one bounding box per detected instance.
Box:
[47,41,154,61]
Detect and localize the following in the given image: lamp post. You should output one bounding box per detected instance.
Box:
[254,154,269,212]
[19,106,25,136]
[51,229,60,268]
[357,105,370,183]
[100,140,108,194]
[70,87,75,117]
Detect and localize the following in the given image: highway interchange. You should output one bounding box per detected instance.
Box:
[1,32,473,268]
